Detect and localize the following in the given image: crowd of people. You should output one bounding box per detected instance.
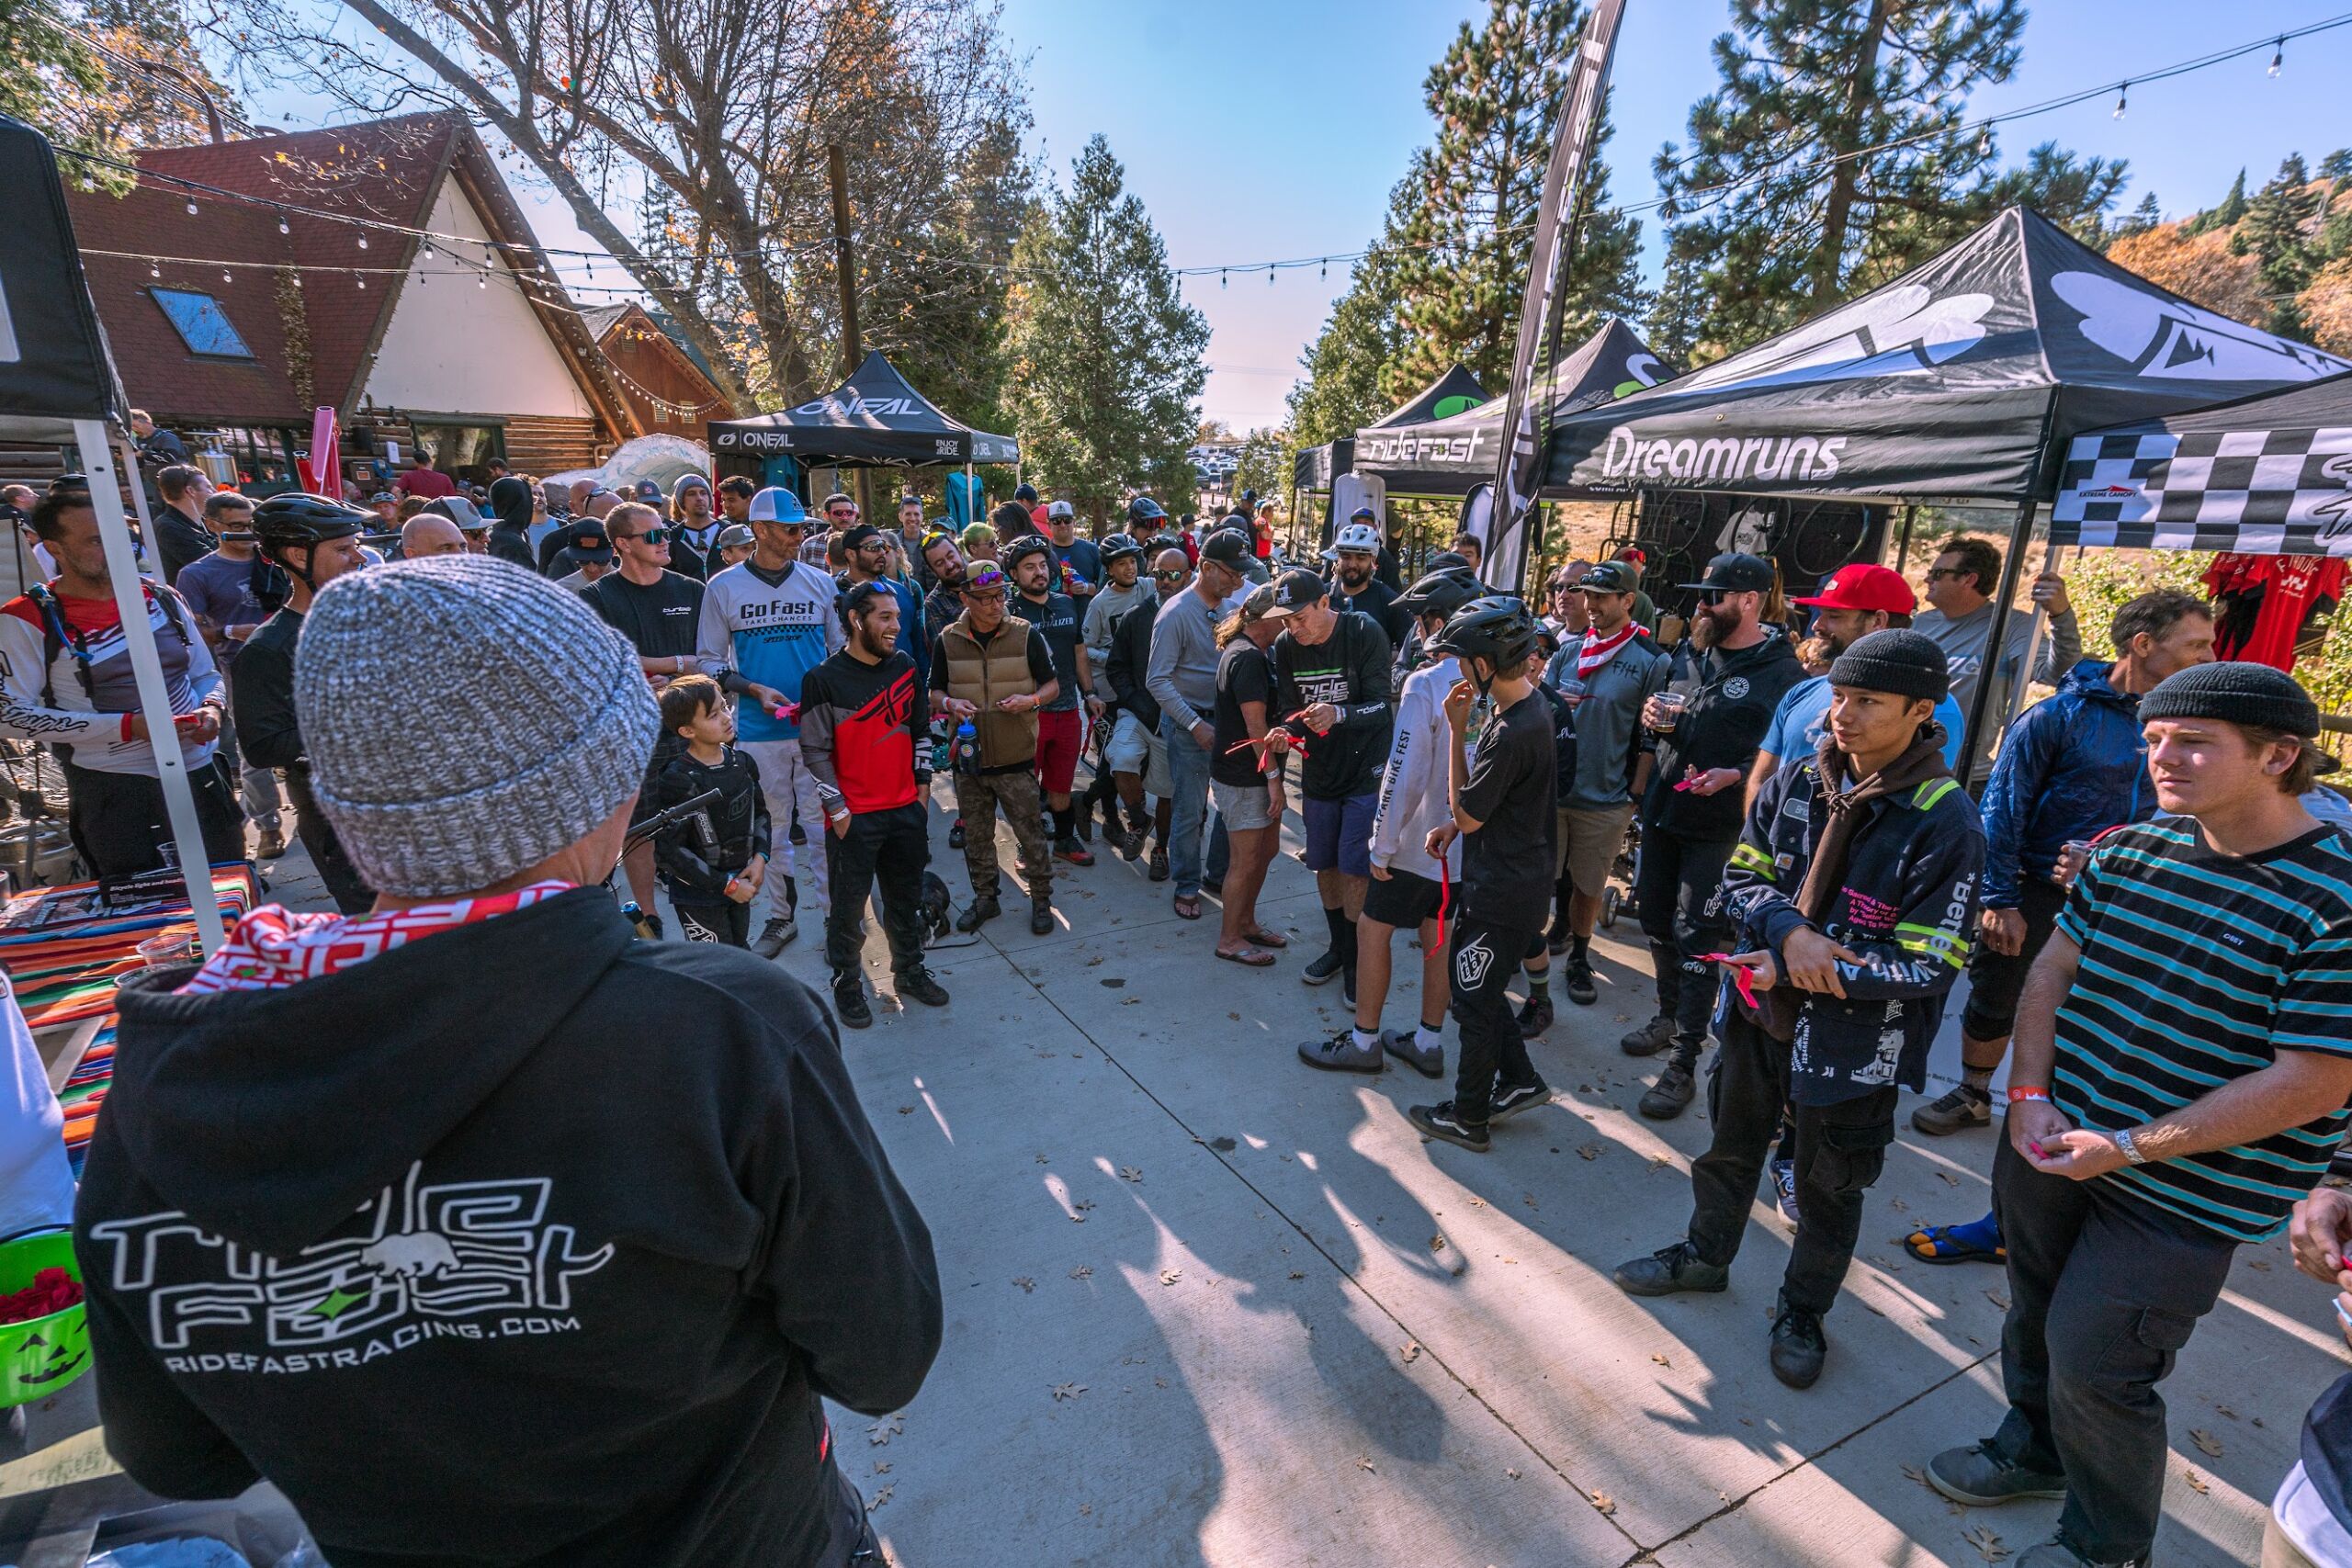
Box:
[3,445,2350,1568]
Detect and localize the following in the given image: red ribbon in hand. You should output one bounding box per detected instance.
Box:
[1698,952,1758,1009]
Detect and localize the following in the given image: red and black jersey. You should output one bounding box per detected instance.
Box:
[798,649,928,817]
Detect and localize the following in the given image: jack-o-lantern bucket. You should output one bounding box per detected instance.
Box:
[0,1230,88,1405]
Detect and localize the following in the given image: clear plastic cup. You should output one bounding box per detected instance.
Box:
[1651,690,1688,731]
[136,923,200,970]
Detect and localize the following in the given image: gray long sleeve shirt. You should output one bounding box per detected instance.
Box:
[1147,586,1227,733]
[1915,599,2082,778]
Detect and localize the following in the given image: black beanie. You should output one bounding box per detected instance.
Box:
[1828,627,1950,703]
[2138,660,2321,737]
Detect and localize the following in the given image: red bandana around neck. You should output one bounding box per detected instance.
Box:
[1576,623,1636,682]
[176,881,576,995]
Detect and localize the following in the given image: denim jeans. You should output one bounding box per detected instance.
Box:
[1160,714,1213,897]
[1205,811,1230,884]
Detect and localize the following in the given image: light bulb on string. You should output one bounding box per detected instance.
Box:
[1319,260,1327,280]
[149,262,160,279]
[478,272,487,289]
[185,198,198,216]
[2113,84,2128,118]
[277,213,290,235]
[222,270,232,286]
[1220,268,1227,288]
[356,276,367,290]
[2271,39,2284,75]
[356,234,369,250]
[1977,125,1993,158]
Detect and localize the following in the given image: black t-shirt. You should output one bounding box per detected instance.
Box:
[1458,690,1559,931]
[1271,611,1394,801]
[1008,590,1082,712]
[1211,640,1277,788]
[1330,578,1405,647]
[582,570,704,659]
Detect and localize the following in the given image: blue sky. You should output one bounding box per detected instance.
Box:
[242,0,2352,429]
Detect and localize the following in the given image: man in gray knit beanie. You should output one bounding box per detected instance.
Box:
[294,554,659,897]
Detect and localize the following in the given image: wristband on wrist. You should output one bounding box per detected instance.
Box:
[2007,1087,2052,1105]
[2115,1126,2148,1165]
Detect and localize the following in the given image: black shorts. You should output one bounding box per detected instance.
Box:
[1362,864,1446,931]
[1960,873,2071,1042]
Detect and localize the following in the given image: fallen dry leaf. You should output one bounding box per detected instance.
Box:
[1069,1265,1092,1280]
[1650,1353,1671,1368]
[1035,1153,1049,1164]
[1012,1277,1035,1292]
[2184,1467,2210,1495]
[1902,1463,1930,1489]
[1287,1269,1306,1280]
[2217,1404,2238,1420]
[1051,1382,1087,1402]
[1890,1196,1911,1212]
[1522,1193,1539,1210]
[1119,1167,1144,1183]
[1577,1144,1601,1160]
[1938,1170,1961,1186]
[1154,1375,1169,1388]
[1469,1196,1487,1208]
[896,1105,913,1115]
[1648,1154,1672,1170]
[1078,1503,1092,1517]
[874,1461,892,1475]
[1430,1235,1447,1253]
[1506,1467,1521,1480]
[867,1485,893,1511]
[1357,1455,1376,1472]
[1985,1289,2010,1310]
[1159,1269,1182,1286]
[1120,996,1140,1006]
[868,1414,903,1446]
[1085,954,1103,966]
[2248,1258,2272,1272]
[1962,1523,2008,1562]
[1589,1491,1616,1517]
[1400,1341,1421,1363]
[1073,1197,1096,1212]
[2190,1429,2223,1458]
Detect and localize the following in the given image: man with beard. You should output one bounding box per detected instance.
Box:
[837,524,927,684]
[799,582,950,1027]
[1003,536,1096,865]
[1325,519,1406,645]
[1106,549,1187,874]
[921,535,967,646]
[664,475,718,582]
[1626,553,1804,1121]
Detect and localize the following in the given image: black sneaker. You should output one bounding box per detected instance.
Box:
[948,820,966,851]
[956,897,1001,933]
[1515,994,1554,1038]
[1563,958,1597,1006]
[1769,1296,1827,1389]
[1926,1441,2067,1507]
[1073,810,1094,844]
[1488,1078,1551,1123]
[1620,1014,1674,1056]
[1639,1058,1697,1120]
[1114,821,1145,862]
[832,973,873,1030]
[1302,948,1345,987]
[1611,1239,1728,1297]
[1055,835,1095,867]
[1030,903,1055,936]
[1546,921,1571,956]
[1407,1100,1490,1152]
[898,968,950,1008]
[1148,845,1170,882]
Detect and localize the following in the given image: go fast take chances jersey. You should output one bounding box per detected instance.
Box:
[695,560,843,744]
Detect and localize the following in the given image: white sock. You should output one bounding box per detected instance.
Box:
[1352,1028,1380,1051]
[1417,1024,1444,1053]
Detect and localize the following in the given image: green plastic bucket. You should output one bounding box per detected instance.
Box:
[0,1230,89,1405]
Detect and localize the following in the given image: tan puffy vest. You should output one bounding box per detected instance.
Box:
[939,614,1040,768]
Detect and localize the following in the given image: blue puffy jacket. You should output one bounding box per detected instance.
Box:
[1979,660,2154,908]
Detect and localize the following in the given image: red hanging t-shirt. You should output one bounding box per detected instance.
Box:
[2205,552,2348,671]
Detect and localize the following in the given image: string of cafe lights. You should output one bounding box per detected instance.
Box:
[54,11,2352,300]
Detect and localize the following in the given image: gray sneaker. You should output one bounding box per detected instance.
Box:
[1620,1014,1674,1056]
[753,914,797,958]
[1912,1083,1991,1135]
[1380,1028,1443,1079]
[1298,1030,1383,1074]
[1926,1441,2066,1506]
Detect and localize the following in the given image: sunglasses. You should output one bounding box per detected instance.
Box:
[617,526,671,545]
[1696,590,1736,605]
[1154,569,1188,581]
[1924,566,1968,581]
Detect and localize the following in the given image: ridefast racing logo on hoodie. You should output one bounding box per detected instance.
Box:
[85,1164,613,1373]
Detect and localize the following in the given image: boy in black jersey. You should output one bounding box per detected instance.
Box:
[650,675,771,947]
[1406,600,1557,1154]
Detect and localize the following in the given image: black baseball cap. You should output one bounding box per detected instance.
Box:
[1578,560,1641,594]
[1199,529,1251,569]
[1263,568,1329,617]
[842,522,888,551]
[1679,552,1774,593]
[565,525,614,565]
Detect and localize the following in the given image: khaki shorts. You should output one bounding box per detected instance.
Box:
[1556,802,1635,898]
[1106,710,1173,796]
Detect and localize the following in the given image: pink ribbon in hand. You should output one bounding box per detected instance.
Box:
[1698,952,1758,1009]
[771,700,802,723]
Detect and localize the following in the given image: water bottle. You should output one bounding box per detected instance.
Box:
[952,720,980,776]
[620,900,659,941]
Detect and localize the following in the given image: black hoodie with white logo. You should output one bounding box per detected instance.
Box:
[73,889,940,1568]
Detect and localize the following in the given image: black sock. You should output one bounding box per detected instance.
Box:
[1323,904,1348,957]
[1569,933,1590,963]
[1050,807,1069,839]
[1338,913,1359,965]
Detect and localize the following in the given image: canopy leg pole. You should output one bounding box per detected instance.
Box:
[1894,504,1916,572]
[1958,498,2037,793]
[117,434,157,578]
[74,422,227,953]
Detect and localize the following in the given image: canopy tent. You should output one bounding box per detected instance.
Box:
[1292,364,1488,494]
[1354,318,1666,498]
[1544,207,2349,502]
[2052,370,2352,555]
[706,351,1018,468]
[0,116,223,949]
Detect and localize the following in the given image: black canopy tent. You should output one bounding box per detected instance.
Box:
[1354,317,1667,497]
[707,351,1018,491]
[1292,363,1488,496]
[0,115,224,948]
[2051,369,2352,555]
[1537,206,2350,753]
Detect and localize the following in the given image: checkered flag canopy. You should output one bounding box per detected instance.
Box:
[2053,373,2352,555]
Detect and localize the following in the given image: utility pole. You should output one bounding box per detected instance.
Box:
[826,143,875,525]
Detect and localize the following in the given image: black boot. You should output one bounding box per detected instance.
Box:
[956,895,1001,933]
[831,970,873,1030]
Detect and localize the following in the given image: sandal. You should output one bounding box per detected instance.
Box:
[1904,1223,2007,1266]
[1244,927,1289,949]
[1215,945,1276,967]
[1173,895,1203,920]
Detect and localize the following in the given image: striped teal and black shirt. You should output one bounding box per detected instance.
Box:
[2052,818,2352,1242]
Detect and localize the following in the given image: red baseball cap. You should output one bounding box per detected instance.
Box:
[1792,562,1914,615]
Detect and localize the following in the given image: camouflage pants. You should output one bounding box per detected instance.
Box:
[954,769,1051,904]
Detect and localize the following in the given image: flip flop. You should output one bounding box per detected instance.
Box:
[1903,1224,2007,1266]
[1173,895,1203,920]
[1244,927,1290,949]
[1216,945,1276,967]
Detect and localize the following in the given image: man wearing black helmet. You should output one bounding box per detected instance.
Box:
[1627,552,1804,1121]
[1404,598,1557,1154]
[232,494,377,912]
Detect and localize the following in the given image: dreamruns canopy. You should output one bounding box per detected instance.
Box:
[1543,208,2349,503]
[1352,318,1665,497]
[1292,364,1488,493]
[707,351,1018,468]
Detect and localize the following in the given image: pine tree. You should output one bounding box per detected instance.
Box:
[1645,237,1708,368]
[2233,153,2323,336]
[1653,0,2122,352]
[2109,192,2163,243]
[2187,170,2250,236]
[2325,151,2352,181]
[1004,136,1209,525]
[1386,0,1645,393]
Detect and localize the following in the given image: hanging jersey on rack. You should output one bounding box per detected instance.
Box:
[2203,552,2347,671]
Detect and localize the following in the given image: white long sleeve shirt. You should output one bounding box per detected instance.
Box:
[1366,654,1465,883]
[0,581,222,774]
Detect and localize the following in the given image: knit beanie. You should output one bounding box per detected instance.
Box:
[293,556,659,897]
[2138,660,2322,738]
[1828,627,1950,703]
